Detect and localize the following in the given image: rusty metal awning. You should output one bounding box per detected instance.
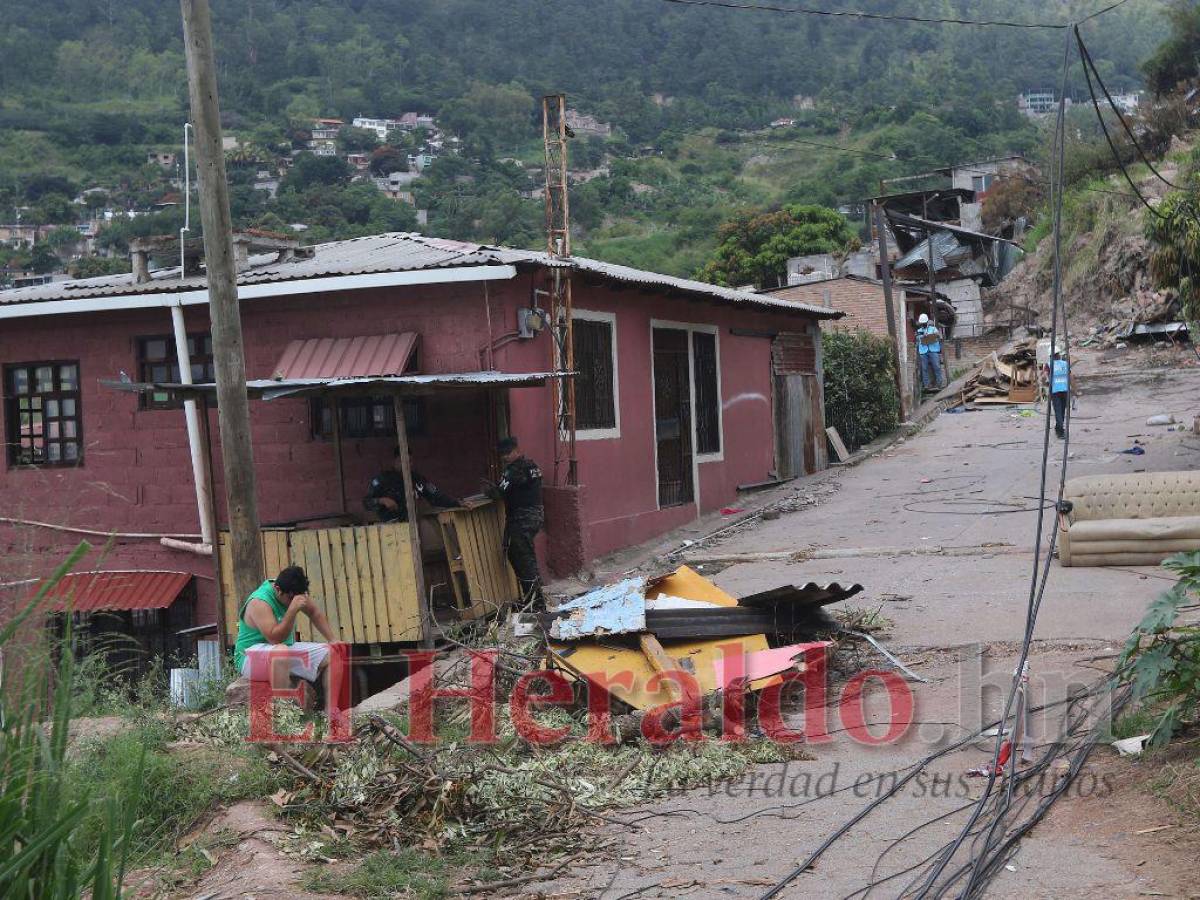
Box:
[102,370,569,401]
[272,332,419,380]
[33,570,193,613]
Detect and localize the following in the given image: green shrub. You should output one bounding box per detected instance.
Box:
[822,330,900,450]
[1117,551,1200,749]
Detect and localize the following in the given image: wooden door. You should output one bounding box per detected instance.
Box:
[772,331,826,478]
[652,328,694,507]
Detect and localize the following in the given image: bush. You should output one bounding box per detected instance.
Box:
[1117,551,1200,749]
[822,330,900,450]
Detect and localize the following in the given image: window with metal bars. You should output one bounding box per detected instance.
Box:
[692,331,720,455]
[137,334,216,409]
[310,397,427,440]
[572,318,616,430]
[4,362,82,467]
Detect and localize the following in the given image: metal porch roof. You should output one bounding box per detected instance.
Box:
[102,370,564,402]
[272,332,420,380]
[34,570,193,613]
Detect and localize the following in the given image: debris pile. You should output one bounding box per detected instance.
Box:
[178,566,866,869]
[178,695,804,860]
[1078,288,1186,348]
[541,565,856,718]
[961,339,1039,405]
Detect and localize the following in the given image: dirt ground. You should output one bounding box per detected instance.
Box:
[523,354,1200,899]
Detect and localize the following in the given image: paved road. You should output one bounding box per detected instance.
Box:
[562,367,1200,899]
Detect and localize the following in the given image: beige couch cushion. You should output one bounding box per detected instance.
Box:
[1069,516,1200,543]
[1065,472,1200,521]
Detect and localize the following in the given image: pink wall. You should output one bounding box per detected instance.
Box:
[0,272,822,625]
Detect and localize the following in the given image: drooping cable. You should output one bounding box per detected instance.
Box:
[908,27,1076,896]
[1076,28,1181,190]
[652,0,1132,29]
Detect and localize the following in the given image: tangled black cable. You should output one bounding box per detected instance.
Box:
[906,28,1078,896]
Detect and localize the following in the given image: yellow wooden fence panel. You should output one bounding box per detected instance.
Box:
[219,522,427,646]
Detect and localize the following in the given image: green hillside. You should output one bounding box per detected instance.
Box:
[0,0,1172,278]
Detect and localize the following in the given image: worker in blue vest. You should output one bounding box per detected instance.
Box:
[915,313,945,392]
[1046,344,1071,439]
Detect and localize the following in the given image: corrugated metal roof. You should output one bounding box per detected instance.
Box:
[273,332,419,380]
[0,232,842,319]
[34,570,193,613]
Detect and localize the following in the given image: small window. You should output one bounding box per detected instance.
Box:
[573,317,617,431]
[310,397,426,440]
[5,361,83,467]
[136,334,215,409]
[692,331,721,455]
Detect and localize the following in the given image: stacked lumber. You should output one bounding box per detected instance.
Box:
[962,339,1038,405]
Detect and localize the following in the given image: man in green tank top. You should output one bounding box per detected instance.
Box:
[234,565,336,689]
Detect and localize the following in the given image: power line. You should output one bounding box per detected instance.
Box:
[654,0,1133,29]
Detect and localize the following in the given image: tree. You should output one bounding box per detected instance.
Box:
[981,177,1044,233]
[68,256,131,278]
[369,145,408,176]
[29,244,61,274]
[279,152,351,192]
[440,82,534,151]
[1142,0,1200,95]
[337,126,380,153]
[31,193,78,226]
[46,226,81,251]
[697,204,856,288]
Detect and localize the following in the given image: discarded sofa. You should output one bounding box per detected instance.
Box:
[1058,472,1200,566]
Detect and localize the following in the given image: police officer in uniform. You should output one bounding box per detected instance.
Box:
[492,436,545,607]
[365,449,460,522]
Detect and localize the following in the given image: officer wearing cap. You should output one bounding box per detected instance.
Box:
[492,436,545,607]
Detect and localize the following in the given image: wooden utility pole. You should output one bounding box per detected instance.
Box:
[180,0,263,602]
[873,203,909,420]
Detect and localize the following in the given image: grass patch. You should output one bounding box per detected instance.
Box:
[1107,707,1159,741]
[68,721,281,866]
[303,849,492,899]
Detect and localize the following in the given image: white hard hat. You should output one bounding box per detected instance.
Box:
[918,313,930,325]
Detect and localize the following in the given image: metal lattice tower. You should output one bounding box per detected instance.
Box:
[542,93,577,486]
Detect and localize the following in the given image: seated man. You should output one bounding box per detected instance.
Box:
[364,449,461,522]
[233,565,336,693]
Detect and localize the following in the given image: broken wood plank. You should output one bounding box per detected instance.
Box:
[826,426,851,463]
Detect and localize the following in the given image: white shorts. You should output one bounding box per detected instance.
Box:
[241,641,330,682]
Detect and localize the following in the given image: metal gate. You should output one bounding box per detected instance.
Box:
[652,328,694,507]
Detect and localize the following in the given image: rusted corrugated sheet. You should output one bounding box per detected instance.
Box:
[273,332,419,380]
[771,332,816,375]
[33,570,192,613]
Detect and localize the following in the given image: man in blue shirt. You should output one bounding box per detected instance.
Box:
[916,313,945,392]
[1047,346,1071,439]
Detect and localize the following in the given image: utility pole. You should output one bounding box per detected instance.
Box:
[542,93,577,486]
[873,203,909,421]
[180,0,264,601]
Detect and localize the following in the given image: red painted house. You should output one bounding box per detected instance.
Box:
[0,233,839,644]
